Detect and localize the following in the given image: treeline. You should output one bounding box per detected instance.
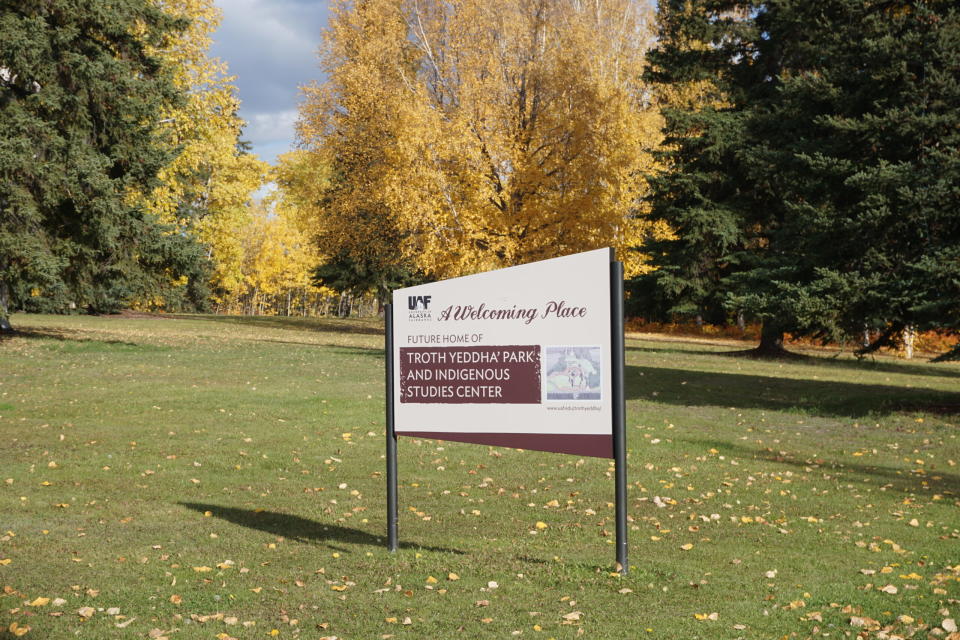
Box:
[3,1,958,359]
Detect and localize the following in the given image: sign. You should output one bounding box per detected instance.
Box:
[391,248,614,457]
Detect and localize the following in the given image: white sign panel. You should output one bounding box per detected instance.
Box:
[391,248,614,457]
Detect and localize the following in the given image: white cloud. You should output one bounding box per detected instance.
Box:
[245,109,299,144]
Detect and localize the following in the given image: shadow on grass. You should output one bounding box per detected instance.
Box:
[626,365,960,418]
[626,343,960,379]
[255,340,384,358]
[680,438,960,495]
[172,314,383,336]
[0,326,155,351]
[180,502,463,554]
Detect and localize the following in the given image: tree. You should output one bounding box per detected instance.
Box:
[640,1,753,331]
[295,0,669,284]
[141,0,269,308]
[0,0,200,329]
[735,0,960,359]
[645,0,960,359]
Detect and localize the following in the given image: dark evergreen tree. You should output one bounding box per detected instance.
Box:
[0,0,208,331]
[644,0,960,359]
[641,1,769,344]
[313,251,423,314]
[739,0,960,359]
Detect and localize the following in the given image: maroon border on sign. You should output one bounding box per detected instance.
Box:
[396,431,613,459]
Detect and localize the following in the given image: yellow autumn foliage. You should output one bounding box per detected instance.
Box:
[144,0,268,301]
[295,0,669,280]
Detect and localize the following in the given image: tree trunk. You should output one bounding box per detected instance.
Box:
[903,325,916,359]
[751,320,793,358]
[0,279,12,333]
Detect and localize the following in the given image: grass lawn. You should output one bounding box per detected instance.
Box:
[1,313,958,639]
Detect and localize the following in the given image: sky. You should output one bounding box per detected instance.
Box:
[210,0,332,166]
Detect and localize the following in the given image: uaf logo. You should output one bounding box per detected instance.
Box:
[408,295,431,311]
[407,295,432,321]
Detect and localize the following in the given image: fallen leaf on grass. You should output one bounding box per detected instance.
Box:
[169,594,182,605]
[193,566,213,572]
[693,613,718,621]
[77,607,95,619]
[680,543,694,551]
[8,622,30,637]
[28,597,50,607]
[850,616,880,629]
[879,584,898,594]
[115,618,137,629]
[562,611,583,622]
[448,573,460,581]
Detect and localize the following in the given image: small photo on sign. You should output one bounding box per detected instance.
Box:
[543,346,602,401]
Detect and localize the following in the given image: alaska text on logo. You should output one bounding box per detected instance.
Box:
[407,295,432,322]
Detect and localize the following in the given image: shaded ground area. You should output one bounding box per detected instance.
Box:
[180,502,462,554]
[626,363,960,418]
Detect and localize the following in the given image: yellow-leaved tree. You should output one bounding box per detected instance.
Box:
[143,0,268,307]
[294,0,669,285]
[230,199,329,316]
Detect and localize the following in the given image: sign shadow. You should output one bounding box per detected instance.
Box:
[179,502,463,554]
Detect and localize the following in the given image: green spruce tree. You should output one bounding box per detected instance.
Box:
[736,0,960,358]
[0,0,208,331]
[644,0,960,359]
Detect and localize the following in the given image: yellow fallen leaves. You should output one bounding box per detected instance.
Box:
[0,559,11,566]
[448,572,460,581]
[8,622,30,637]
[680,543,694,551]
[192,566,213,572]
[28,597,49,606]
[77,606,96,619]
[425,576,438,584]
[535,522,548,530]
[693,612,719,621]
[169,594,182,605]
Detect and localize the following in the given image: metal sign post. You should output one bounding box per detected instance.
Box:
[385,303,398,552]
[610,261,628,575]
